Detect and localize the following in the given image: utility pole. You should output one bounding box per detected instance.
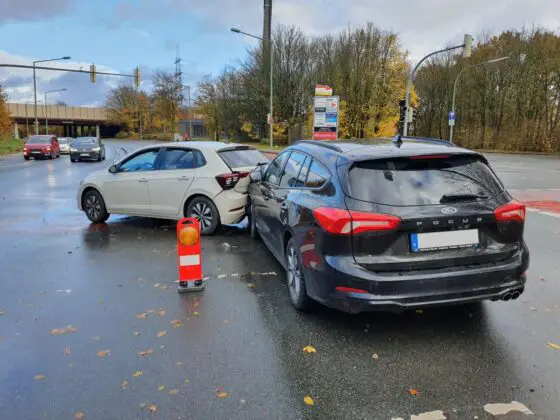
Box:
[263,0,273,147]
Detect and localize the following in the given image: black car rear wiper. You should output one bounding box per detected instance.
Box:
[440,193,488,203]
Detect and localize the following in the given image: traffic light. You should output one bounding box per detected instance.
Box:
[90,64,96,83]
[134,67,140,88]
[398,99,406,133]
[463,34,473,58]
[407,106,414,123]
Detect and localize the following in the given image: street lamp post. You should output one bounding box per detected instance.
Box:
[44,89,67,134]
[231,27,274,148]
[33,56,71,134]
[403,35,473,137]
[449,56,510,143]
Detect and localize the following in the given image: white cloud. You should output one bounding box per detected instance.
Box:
[132,28,151,38]
[0,50,121,106]
[0,0,74,23]
[111,0,560,60]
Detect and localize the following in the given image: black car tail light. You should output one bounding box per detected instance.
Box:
[215,172,249,190]
[312,207,401,235]
[494,200,526,223]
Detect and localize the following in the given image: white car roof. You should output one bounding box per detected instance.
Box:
[138,141,254,152]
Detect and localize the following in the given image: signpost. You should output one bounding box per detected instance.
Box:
[448,111,456,127]
[312,87,339,141]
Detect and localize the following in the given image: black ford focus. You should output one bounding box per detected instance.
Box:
[70,137,106,162]
[248,138,529,313]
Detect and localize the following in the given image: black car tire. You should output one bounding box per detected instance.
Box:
[24,156,29,161]
[249,203,259,239]
[82,189,110,223]
[71,158,77,162]
[186,196,220,236]
[49,155,54,160]
[97,154,102,162]
[285,238,314,311]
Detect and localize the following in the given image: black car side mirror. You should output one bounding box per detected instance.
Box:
[250,170,263,182]
[108,165,118,174]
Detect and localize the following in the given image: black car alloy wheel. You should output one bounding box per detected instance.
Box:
[285,238,312,311]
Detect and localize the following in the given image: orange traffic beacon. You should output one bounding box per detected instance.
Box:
[176,218,205,293]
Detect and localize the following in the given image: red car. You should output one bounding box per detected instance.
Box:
[24,135,61,160]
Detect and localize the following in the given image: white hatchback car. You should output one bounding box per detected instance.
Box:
[77,142,269,235]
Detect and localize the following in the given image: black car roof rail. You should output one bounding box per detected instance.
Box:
[294,140,344,153]
[395,135,456,147]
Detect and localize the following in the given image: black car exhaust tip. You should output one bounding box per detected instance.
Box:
[511,291,521,300]
[502,292,512,301]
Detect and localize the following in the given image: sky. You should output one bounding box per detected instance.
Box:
[1,0,559,107]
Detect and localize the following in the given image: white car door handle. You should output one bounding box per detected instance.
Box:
[178,176,190,180]
[138,178,148,183]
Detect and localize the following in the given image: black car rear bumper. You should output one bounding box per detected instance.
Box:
[303,245,529,313]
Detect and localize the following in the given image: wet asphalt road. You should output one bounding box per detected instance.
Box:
[0,140,559,420]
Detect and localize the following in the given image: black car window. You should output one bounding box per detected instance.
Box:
[279,152,308,188]
[347,155,504,206]
[120,149,159,172]
[219,149,268,168]
[264,152,289,185]
[305,160,330,188]
[159,149,205,170]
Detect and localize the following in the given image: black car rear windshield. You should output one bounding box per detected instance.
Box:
[347,155,504,206]
[219,148,269,168]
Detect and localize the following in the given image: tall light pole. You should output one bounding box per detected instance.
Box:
[449,56,510,143]
[231,27,274,148]
[403,35,473,136]
[33,56,71,134]
[44,88,67,134]
[24,100,42,137]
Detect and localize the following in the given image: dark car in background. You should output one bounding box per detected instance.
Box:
[248,138,529,313]
[23,135,61,160]
[70,137,106,162]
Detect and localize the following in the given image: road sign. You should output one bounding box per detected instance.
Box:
[449,111,456,127]
[313,96,339,140]
[315,84,333,97]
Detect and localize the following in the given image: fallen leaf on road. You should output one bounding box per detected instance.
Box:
[154,283,161,288]
[303,345,317,353]
[415,309,423,314]
[157,330,167,338]
[175,361,183,368]
[184,378,190,384]
[216,391,230,399]
[168,389,179,396]
[120,380,129,390]
[224,319,229,324]
[136,312,148,319]
[50,325,78,335]
[410,410,446,420]
[372,353,379,360]
[158,385,165,391]
[148,404,158,414]
[217,274,226,279]
[133,332,141,336]
[529,307,537,311]
[63,347,72,356]
[158,284,169,290]
[139,403,146,409]
[171,320,184,328]
[157,308,166,317]
[547,342,560,350]
[192,311,199,317]
[97,350,111,358]
[247,283,256,289]
[304,396,315,406]
[408,388,420,396]
[74,412,85,420]
[0,310,5,316]
[132,370,143,378]
[138,349,154,357]
[34,374,46,381]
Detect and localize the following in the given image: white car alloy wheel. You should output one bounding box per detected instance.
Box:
[192,202,213,230]
[187,196,220,235]
[287,243,302,302]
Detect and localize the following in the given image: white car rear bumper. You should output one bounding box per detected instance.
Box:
[213,190,248,225]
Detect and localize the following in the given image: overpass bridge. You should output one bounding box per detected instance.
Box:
[8,103,122,138]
